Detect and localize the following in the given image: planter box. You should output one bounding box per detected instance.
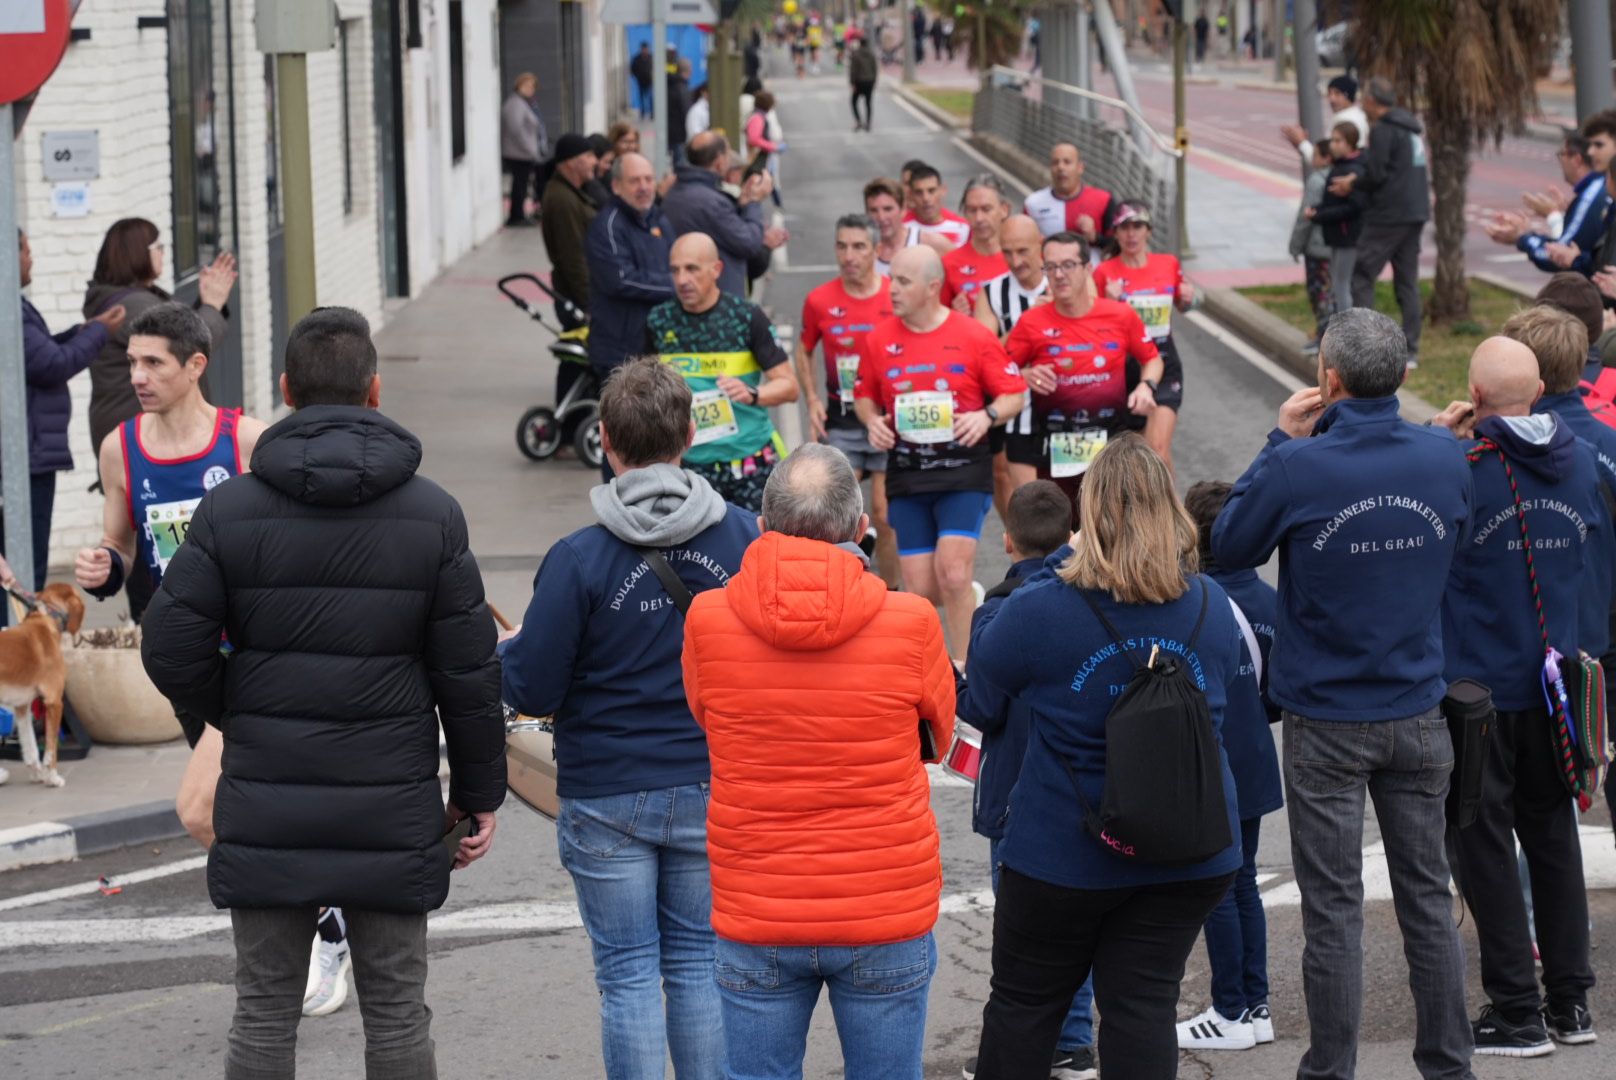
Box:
[63,645,183,745]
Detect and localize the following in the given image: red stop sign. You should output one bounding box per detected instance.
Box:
[0,0,72,106]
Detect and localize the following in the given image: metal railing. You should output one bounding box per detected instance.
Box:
[974,65,1180,252]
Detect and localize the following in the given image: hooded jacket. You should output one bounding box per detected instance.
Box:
[682,532,955,946]
[20,297,106,473]
[1311,156,1368,249]
[1535,388,1616,657]
[1445,415,1611,709]
[661,168,768,298]
[1213,397,1474,722]
[501,464,757,798]
[584,195,676,373]
[140,407,505,913]
[1357,107,1430,228]
[82,282,228,455]
[1210,567,1284,820]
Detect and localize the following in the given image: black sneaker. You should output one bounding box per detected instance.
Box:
[1473,1004,1555,1057]
[1544,1001,1598,1045]
[1052,1046,1097,1079]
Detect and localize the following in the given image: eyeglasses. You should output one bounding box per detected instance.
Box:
[1045,261,1085,277]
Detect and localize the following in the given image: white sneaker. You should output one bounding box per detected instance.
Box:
[302,939,351,1017]
[971,580,986,608]
[0,764,9,786]
[1177,1006,1256,1051]
[302,934,321,1002]
[1243,1003,1275,1044]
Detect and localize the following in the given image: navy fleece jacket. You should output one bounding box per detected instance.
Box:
[1212,396,1474,722]
[1210,568,1283,819]
[1534,388,1616,657]
[1444,414,1611,709]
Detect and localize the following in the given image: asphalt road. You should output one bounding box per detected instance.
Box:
[6,72,1616,1080]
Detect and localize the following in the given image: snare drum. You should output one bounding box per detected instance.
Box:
[504,704,559,820]
[941,720,984,784]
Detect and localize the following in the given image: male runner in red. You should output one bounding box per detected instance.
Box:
[797,213,900,583]
[1003,231,1161,517]
[1092,201,1195,473]
[1024,143,1116,247]
[856,246,1025,659]
[903,164,971,248]
[940,176,1011,312]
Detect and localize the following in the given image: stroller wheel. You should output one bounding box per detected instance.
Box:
[517,406,563,461]
[573,408,603,470]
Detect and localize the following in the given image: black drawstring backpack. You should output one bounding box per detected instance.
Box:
[1055,576,1233,865]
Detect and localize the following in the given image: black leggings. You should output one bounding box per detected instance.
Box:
[851,81,874,127]
[975,866,1234,1080]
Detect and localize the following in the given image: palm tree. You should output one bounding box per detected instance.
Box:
[1349,0,1561,322]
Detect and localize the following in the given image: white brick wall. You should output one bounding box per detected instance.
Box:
[311,2,383,326]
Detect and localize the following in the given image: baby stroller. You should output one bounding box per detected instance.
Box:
[497,273,602,469]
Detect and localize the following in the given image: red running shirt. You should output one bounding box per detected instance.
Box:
[939,246,1009,308]
[1003,298,1158,426]
[799,277,894,429]
[901,208,971,248]
[1091,254,1184,342]
[856,311,1026,495]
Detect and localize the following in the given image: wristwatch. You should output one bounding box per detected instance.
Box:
[750,384,762,406]
[985,403,1000,423]
[1144,378,1160,392]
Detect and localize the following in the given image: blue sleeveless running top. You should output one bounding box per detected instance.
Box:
[121,407,243,586]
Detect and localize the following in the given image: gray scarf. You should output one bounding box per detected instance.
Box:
[591,462,729,547]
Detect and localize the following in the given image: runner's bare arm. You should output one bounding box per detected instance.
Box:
[755,358,800,407]
[793,340,828,441]
[75,432,137,591]
[235,415,269,474]
[972,289,1002,337]
[855,397,895,450]
[921,232,953,257]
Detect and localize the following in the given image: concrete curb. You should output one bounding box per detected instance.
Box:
[1198,285,1442,420]
[0,799,184,873]
[890,81,969,130]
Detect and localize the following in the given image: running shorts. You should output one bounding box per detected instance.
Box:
[887,490,994,556]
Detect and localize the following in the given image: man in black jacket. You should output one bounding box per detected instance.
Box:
[141,307,505,1080]
[1334,76,1431,364]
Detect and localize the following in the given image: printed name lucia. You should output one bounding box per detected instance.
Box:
[1312,494,1448,553]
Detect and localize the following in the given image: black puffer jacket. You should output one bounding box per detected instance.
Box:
[141,406,505,913]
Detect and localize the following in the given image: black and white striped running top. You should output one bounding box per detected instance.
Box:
[983,272,1048,436]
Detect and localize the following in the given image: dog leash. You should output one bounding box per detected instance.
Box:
[4,582,69,633]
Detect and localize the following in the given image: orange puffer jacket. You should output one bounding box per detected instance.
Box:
[682,532,956,946]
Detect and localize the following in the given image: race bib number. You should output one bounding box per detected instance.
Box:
[894,390,955,444]
[1127,293,1173,340]
[835,354,861,405]
[145,497,202,572]
[691,388,741,447]
[1048,428,1108,478]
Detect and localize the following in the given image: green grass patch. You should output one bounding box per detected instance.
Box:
[1237,279,1529,407]
[911,87,975,121]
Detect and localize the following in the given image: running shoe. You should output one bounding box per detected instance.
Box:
[303,938,351,1017]
[1176,1006,1256,1051]
[1052,1046,1097,1079]
[1544,1001,1597,1045]
[0,765,9,786]
[1243,1003,1275,1044]
[1472,1004,1554,1057]
[972,580,986,608]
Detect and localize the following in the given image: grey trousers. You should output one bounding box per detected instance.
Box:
[1283,710,1474,1080]
[1329,246,1357,319]
[227,907,436,1080]
[1350,222,1424,356]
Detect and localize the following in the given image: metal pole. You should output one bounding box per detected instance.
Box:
[1089,0,1153,155]
[1269,0,1283,82]
[902,0,917,83]
[1173,15,1190,258]
[1571,0,1615,118]
[276,54,318,324]
[652,0,670,174]
[1291,0,1324,179]
[0,103,34,593]
[1074,0,1092,120]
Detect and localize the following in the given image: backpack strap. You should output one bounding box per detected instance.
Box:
[1228,597,1262,687]
[1184,576,1211,652]
[1077,587,1143,672]
[633,546,695,615]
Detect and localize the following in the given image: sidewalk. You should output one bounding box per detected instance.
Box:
[0,228,584,870]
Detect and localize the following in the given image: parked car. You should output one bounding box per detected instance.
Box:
[1317,22,1351,69]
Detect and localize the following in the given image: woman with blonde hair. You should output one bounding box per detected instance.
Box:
[969,433,1244,1080]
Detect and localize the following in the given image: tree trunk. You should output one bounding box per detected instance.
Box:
[1425,109,1471,324]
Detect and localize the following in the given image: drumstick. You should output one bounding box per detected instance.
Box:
[488,602,515,633]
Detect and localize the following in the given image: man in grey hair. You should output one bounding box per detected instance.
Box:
[796,213,900,583]
[1330,76,1430,366]
[1214,307,1477,1080]
[681,440,955,1078]
[943,175,1012,314]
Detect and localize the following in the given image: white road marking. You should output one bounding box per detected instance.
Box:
[0,854,210,913]
[1182,309,1308,394]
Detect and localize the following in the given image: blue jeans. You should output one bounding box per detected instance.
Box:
[715,932,937,1080]
[558,784,724,1080]
[1203,815,1268,1018]
[990,839,1093,1049]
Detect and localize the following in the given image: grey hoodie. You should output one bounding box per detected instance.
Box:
[590,462,729,547]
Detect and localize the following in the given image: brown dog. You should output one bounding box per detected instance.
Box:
[0,583,86,787]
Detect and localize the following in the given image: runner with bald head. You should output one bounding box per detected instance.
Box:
[645,231,800,510]
[1429,332,1610,1055]
[1025,142,1116,244]
[975,214,1051,520]
[855,245,1026,658]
